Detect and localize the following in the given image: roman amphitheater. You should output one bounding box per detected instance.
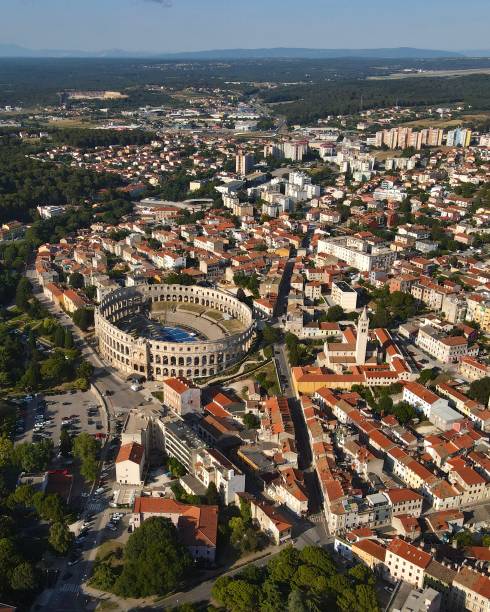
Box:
[95,284,255,381]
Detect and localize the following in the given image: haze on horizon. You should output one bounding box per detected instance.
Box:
[1,0,489,54]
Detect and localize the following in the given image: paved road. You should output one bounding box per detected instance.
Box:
[26,267,147,611]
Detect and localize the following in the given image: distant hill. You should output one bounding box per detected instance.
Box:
[0,44,467,60]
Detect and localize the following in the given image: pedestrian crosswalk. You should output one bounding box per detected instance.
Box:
[85,501,105,512]
[60,583,79,593]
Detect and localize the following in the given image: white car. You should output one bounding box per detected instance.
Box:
[94,487,105,495]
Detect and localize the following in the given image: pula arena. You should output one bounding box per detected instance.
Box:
[95,284,255,381]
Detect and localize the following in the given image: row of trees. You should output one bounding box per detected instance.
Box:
[212,545,379,612]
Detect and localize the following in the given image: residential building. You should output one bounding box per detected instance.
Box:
[115,442,145,485]
[162,378,202,416]
[131,497,218,562]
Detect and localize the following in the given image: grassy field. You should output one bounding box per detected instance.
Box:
[370,68,490,80]
[177,303,205,315]
[398,112,490,128]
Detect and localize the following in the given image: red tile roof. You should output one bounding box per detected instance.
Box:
[387,538,432,569]
[116,442,144,465]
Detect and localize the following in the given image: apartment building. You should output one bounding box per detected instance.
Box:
[385,538,432,588]
[162,377,202,416]
[466,293,490,333]
[235,151,254,176]
[331,280,358,311]
[163,418,206,471]
[403,382,450,419]
[451,567,490,612]
[131,497,218,562]
[194,448,245,505]
[416,325,475,364]
[317,236,397,272]
[459,356,490,382]
[383,488,424,517]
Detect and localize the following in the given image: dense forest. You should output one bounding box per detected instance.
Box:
[50,128,154,148]
[2,57,490,107]
[260,74,490,124]
[0,140,121,223]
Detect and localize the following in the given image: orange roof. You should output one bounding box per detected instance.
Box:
[454,567,490,600]
[116,442,144,465]
[352,538,386,562]
[387,538,432,569]
[163,377,192,395]
[133,497,218,547]
[404,382,440,405]
[384,488,423,504]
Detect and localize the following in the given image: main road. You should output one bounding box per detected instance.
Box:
[26,266,147,611]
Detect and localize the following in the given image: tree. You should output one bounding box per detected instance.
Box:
[268,546,300,584]
[59,428,72,456]
[326,305,345,322]
[90,561,118,591]
[0,436,13,468]
[49,522,73,554]
[299,546,335,574]
[243,412,260,429]
[0,538,21,593]
[168,457,186,478]
[54,326,65,348]
[20,360,41,391]
[72,308,94,331]
[468,377,490,406]
[205,482,221,506]
[73,432,99,482]
[377,395,393,414]
[114,517,191,598]
[263,326,280,345]
[69,272,84,289]
[287,588,308,612]
[417,368,438,385]
[76,360,94,381]
[349,563,375,586]
[64,328,74,349]
[15,277,32,311]
[260,578,285,612]
[10,561,37,591]
[214,578,260,612]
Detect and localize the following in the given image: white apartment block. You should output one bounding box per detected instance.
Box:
[331,280,358,311]
[317,236,397,272]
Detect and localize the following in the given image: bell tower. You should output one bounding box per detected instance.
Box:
[355,307,369,364]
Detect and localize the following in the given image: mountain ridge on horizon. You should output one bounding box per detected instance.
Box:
[0,44,483,60]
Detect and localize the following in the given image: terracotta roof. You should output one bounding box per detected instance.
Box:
[384,488,423,504]
[132,497,218,547]
[387,538,432,569]
[404,381,441,405]
[453,567,490,600]
[352,538,386,562]
[163,377,192,395]
[116,442,144,465]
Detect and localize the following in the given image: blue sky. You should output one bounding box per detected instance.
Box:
[1,0,489,52]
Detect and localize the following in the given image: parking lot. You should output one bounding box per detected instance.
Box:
[15,389,105,448]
